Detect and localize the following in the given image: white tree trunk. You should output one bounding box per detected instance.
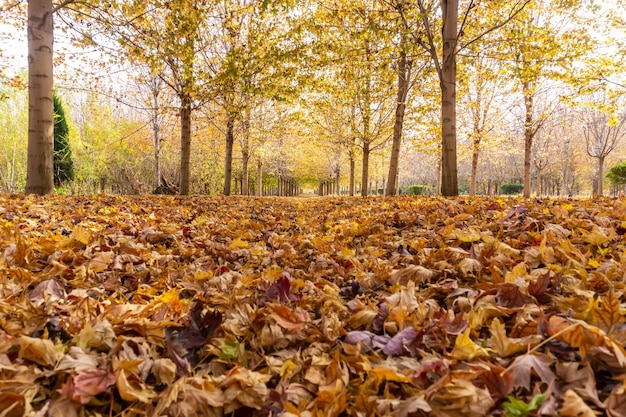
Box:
[26,0,55,195]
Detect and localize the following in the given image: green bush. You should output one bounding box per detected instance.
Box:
[501,182,523,195]
[406,184,429,195]
[53,95,75,186]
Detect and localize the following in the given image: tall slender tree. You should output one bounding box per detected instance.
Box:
[500,0,591,197]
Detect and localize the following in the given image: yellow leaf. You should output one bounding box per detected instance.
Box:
[580,227,611,247]
[280,359,298,377]
[451,329,491,361]
[488,318,541,357]
[115,368,156,403]
[455,227,481,243]
[71,225,91,245]
[155,288,179,304]
[368,366,412,384]
[229,237,249,250]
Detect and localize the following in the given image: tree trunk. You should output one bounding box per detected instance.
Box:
[153,125,161,189]
[257,158,262,196]
[440,0,459,196]
[242,149,249,196]
[361,141,370,197]
[179,92,192,195]
[26,0,55,195]
[522,81,533,198]
[598,156,605,195]
[223,114,234,195]
[469,140,480,196]
[151,79,161,189]
[349,148,355,196]
[386,45,409,196]
[335,166,341,195]
[241,113,250,195]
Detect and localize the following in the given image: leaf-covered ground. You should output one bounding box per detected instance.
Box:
[1,194,626,417]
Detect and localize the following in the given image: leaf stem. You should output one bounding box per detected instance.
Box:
[500,322,579,376]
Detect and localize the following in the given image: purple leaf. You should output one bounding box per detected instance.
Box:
[344,330,375,351]
[382,327,418,356]
[373,335,391,351]
[503,205,529,220]
[259,273,302,306]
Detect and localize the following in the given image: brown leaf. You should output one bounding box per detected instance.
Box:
[0,392,25,417]
[509,353,556,390]
[560,389,599,417]
[429,377,495,417]
[266,303,311,333]
[19,336,64,367]
[594,289,623,336]
[605,383,626,417]
[496,282,533,308]
[556,362,602,408]
[474,363,514,401]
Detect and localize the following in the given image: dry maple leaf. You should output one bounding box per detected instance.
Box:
[593,289,623,336]
[555,362,603,408]
[496,282,533,308]
[6,195,626,415]
[560,389,600,417]
[266,303,311,333]
[451,328,490,361]
[489,318,541,358]
[473,363,514,400]
[18,336,64,367]
[58,369,117,405]
[428,377,495,417]
[508,353,556,390]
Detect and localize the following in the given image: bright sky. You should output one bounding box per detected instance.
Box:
[0,22,27,73]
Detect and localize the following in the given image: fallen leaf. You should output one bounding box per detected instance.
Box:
[19,336,63,367]
[509,353,556,390]
[451,328,490,361]
[560,389,599,417]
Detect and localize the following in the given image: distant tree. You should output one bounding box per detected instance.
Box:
[583,109,626,195]
[53,94,74,186]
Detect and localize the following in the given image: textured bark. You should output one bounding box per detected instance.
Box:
[223,114,234,195]
[349,148,355,196]
[440,0,459,196]
[361,142,370,197]
[523,81,533,198]
[597,156,605,196]
[242,149,249,196]
[257,159,262,196]
[25,0,55,195]
[241,113,250,195]
[469,138,480,196]
[151,79,161,189]
[179,93,192,195]
[386,47,409,196]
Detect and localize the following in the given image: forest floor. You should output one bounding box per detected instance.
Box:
[0,194,625,416]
